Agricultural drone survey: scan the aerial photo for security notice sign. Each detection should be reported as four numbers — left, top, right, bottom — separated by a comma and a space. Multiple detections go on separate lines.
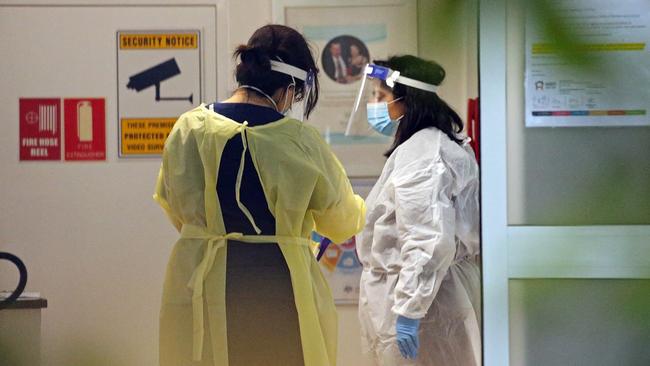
117, 30, 201, 156
121, 118, 176, 155
19, 98, 61, 161
64, 98, 106, 161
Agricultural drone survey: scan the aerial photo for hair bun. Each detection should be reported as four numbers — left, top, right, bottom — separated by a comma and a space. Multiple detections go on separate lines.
238, 45, 271, 71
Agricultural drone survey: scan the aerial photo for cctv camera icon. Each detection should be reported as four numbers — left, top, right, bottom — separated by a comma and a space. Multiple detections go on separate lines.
127, 58, 193, 104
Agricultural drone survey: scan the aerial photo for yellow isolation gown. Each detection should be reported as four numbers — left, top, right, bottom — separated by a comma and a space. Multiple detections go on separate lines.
154, 104, 365, 366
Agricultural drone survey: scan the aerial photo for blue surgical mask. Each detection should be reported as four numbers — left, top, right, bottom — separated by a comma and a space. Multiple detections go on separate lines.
366, 98, 403, 136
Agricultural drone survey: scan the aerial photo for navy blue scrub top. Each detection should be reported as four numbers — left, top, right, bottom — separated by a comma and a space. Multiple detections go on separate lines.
210, 102, 285, 267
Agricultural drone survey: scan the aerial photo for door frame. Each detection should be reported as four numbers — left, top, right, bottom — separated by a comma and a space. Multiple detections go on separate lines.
479, 1, 650, 365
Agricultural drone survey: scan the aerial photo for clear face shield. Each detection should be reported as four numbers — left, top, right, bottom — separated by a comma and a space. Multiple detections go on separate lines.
270, 60, 316, 121
345, 64, 439, 136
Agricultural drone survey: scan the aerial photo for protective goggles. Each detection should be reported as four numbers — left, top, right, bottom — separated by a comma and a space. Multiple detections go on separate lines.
345, 63, 439, 136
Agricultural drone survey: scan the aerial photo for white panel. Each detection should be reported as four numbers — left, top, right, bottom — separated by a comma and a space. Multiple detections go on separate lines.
509, 226, 650, 278
0, 309, 42, 365
510, 279, 650, 366
479, 0, 510, 364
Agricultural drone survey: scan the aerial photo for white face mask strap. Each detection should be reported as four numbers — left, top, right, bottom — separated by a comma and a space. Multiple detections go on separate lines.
281, 81, 296, 114
390, 97, 405, 121
387, 96, 404, 105
239, 85, 279, 111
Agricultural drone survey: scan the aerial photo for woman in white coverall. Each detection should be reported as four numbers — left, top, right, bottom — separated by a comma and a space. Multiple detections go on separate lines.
353, 55, 481, 365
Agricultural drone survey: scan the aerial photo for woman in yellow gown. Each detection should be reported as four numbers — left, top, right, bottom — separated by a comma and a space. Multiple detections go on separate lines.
154, 25, 365, 366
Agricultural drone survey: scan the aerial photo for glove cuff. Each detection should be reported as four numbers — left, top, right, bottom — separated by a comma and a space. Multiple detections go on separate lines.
396, 315, 420, 329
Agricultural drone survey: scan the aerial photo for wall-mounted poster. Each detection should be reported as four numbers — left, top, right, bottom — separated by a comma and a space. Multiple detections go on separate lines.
117, 30, 202, 157
276, 0, 418, 176
314, 178, 376, 304
525, 0, 650, 127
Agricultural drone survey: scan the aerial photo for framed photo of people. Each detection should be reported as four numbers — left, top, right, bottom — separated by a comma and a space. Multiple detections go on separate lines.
274, 0, 418, 177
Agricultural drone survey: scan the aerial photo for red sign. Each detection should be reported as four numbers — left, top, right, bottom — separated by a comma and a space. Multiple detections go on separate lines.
20, 98, 62, 161
467, 97, 480, 164
64, 99, 106, 161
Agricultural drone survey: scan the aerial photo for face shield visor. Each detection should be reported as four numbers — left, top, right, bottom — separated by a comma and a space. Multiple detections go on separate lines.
345, 64, 439, 136
269, 60, 316, 121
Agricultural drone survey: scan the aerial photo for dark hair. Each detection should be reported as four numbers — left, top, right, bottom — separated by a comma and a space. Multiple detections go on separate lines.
377, 55, 464, 157
233, 24, 319, 118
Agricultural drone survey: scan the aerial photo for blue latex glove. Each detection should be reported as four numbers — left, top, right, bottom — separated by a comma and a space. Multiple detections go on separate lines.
396, 315, 420, 360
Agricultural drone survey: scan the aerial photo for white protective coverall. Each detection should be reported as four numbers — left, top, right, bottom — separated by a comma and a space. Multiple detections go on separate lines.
358, 127, 481, 366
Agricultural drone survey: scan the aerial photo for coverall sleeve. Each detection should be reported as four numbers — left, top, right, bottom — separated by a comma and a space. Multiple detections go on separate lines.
391, 158, 457, 319
309, 132, 366, 244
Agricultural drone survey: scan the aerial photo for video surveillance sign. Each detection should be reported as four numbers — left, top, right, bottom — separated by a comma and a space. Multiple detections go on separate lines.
117, 30, 201, 157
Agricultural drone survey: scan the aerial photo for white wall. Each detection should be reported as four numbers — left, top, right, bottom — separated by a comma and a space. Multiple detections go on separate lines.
0, 3, 220, 365
0, 1, 476, 365
418, 0, 478, 123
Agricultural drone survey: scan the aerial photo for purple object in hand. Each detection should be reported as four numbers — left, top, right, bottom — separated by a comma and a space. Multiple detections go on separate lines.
316, 237, 332, 261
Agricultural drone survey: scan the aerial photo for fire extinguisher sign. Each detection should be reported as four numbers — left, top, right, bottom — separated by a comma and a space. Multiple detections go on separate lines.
64, 99, 106, 161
